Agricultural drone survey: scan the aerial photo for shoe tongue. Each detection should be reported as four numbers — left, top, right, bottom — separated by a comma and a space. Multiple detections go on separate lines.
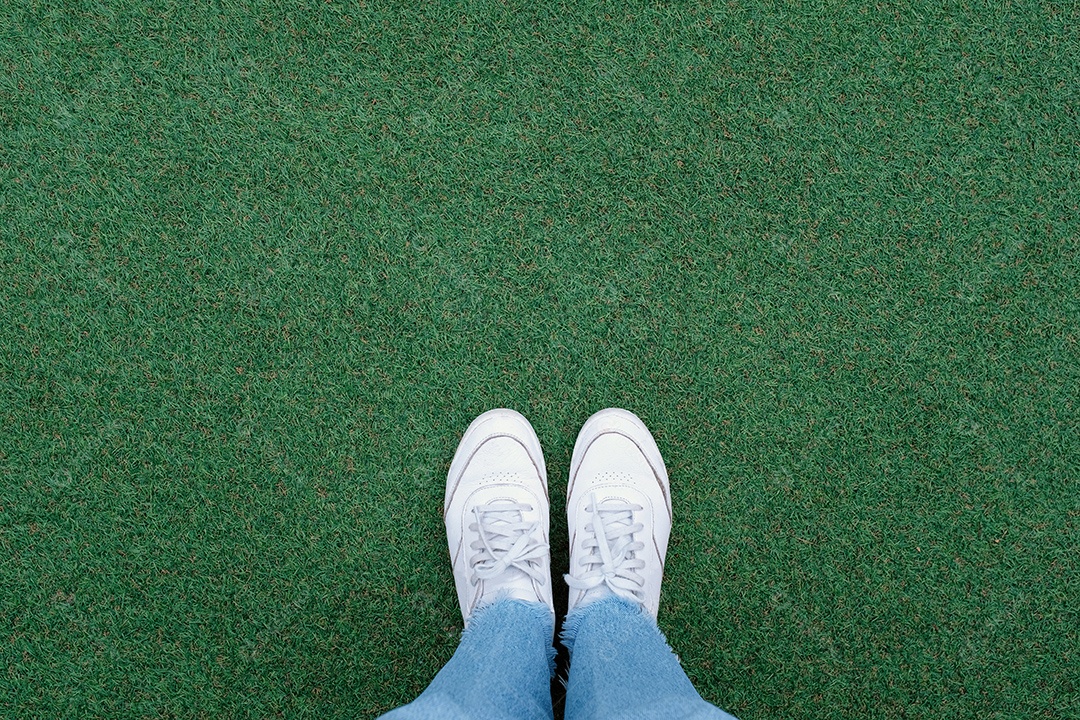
593, 494, 634, 513
482, 497, 523, 519
581, 585, 616, 605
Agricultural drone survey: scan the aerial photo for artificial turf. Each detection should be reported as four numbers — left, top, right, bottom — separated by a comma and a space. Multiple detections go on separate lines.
1, 1, 1078, 718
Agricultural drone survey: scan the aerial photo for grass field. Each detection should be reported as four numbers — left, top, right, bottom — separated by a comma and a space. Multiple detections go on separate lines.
2, 1, 1078, 718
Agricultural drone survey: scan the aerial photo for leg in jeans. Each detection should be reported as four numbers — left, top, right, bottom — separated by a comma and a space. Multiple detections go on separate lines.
562, 596, 738, 720
382, 409, 556, 719
381, 598, 555, 720
563, 409, 740, 720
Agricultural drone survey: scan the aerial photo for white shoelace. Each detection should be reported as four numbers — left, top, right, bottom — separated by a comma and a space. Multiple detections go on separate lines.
564, 491, 646, 603
469, 502, 548, 586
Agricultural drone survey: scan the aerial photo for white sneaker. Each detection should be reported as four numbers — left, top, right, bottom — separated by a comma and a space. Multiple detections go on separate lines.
565, 408, 672, 620
444, 409, 553, 624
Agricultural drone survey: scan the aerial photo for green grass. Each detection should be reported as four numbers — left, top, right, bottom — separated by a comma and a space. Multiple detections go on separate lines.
2, 1, 1078, 718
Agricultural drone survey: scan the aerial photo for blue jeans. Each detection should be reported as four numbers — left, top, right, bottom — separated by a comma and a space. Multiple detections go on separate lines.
380, 596, 739, 720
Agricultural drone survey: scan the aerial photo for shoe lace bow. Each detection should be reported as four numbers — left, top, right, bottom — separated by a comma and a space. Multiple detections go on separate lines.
469, 502, 548, 586
564, 491, 646, 603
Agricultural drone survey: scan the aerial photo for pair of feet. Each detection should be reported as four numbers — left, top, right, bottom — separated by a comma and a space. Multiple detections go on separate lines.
445, 408, 672, 623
